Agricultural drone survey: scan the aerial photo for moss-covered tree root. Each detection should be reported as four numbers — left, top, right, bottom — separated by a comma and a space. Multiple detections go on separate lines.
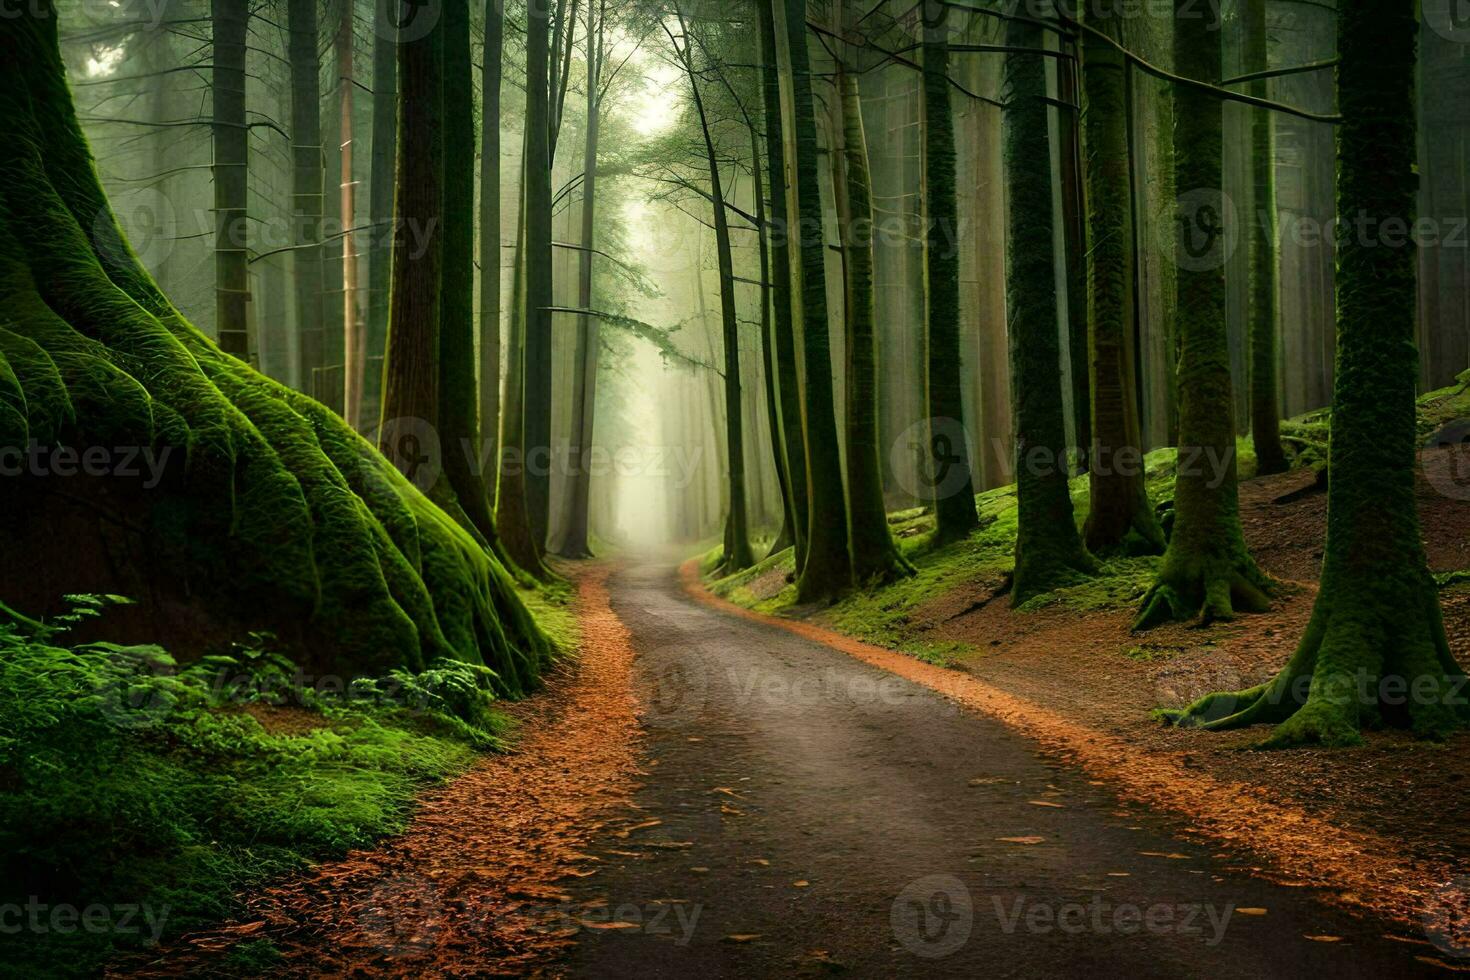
0, 3, 549, 693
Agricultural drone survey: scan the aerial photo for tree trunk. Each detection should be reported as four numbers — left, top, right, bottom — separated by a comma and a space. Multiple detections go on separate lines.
213, 0, 250, 359
757, 0, 809, 571
676, 14, 754, 574
1003, 11, 1097, 606
1056, 40, 1091, 474
0, 0, 546, 689
837, 64, 908, 585
378, 0, 444, 462
1080, 3, 1165, 556
1134, 0, 1272, 629
523, 0, 554, 550
1165, 0, 1466, 747
338, 1, 364, 430
1245, 0, 1287, 474
480, 0, 503, 513
920, 0, 979, 544
559, 2, 603, 560
782, 0, 853, 601
363, 0, 397, 429
287, 0, 324, 391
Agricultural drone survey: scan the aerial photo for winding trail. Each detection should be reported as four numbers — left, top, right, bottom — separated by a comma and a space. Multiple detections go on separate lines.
126, 561, 1456, 977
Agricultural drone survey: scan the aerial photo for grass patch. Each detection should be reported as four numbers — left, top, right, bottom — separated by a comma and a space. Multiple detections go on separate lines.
0, 596, 548, 978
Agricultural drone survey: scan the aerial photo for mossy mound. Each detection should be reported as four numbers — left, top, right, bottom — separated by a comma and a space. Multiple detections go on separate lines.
0, 6, 547, 692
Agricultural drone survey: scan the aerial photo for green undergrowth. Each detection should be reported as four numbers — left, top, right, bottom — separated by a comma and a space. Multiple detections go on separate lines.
703, 424, 1339, 663
0, 596, 532, 979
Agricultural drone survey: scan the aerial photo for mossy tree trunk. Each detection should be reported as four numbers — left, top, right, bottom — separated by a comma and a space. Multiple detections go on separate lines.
1133, 0, 1272, 629
757, 0, 809, 570
523, 0, 555, 550
1245, 0, 1287, 475
672, 9, 754, 574
213, 0, 250, 360
379, 0, 443, 452
337, 2, 363, 431
559, 2, 604, 560
1003, 13, 1097, 605
1056, 44, 1091, 475
0, 1, 547, 691
921, 0, 979, 545
837, 63, 909, 585
439, 0, 501, 550
478, 0, 503, 515
782, 0, 854, 601
1080, 5, 1165, 556
1164, 0, 1467, 746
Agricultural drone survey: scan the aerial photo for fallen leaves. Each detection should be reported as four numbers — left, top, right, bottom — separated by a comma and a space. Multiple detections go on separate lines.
996, 836, 1046, 845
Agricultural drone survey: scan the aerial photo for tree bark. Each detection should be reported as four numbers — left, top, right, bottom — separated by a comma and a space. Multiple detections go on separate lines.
1080, 2, 1165, 556
338, 1, 364, 430
781, 0, 853, 601
921, 0, 980, 544
1134, 0, 1272, 629
363, 0, 398, 429
1165, 0, 1466, 746
480, 0, 503, 514
213, 0, 250, 359
1004, 10, 1097, 606
522, 0, 554, 550
1245, 0, 1287, 474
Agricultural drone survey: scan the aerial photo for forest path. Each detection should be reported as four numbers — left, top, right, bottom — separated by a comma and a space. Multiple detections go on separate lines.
563, 561, 1446, 978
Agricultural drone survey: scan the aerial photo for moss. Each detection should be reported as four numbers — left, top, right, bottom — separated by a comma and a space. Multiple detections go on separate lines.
0, 5, 547, 691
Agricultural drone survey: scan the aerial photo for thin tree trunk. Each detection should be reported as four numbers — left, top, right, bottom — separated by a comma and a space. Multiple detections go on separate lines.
782, 0, 853, 600
523, 0, 554, 550
559, 1, 603, 559
1134, 0, 1272, 629
480, 0, 503, 512
921, 0, 979, 543
213, 0, 250, 359
339, 1, 364, 429
378, 0, 443, 479
1081, 2, 1165, 555
287, 0, 324, 389
1057, 40, 1091, 473
1003, 10, 1097, 606
750, 118, 795, 559
837, 62, 907, 584
364, 0, 397, 429
1246, 0, 1287, 474
757, 0, 808, 571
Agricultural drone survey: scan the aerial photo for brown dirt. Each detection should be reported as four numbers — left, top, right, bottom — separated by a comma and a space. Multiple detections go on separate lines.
114, 563, 647, 978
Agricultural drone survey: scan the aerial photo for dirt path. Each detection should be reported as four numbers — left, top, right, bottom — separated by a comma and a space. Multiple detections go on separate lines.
121, 560, 1459, 977
562, 563, 1453, 978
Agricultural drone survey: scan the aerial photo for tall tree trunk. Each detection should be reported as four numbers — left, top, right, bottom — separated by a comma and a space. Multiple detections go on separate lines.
364, 0, 397, 429
757, 0, 808, 570
287, 0, 324, 390
1080, 2, 1165, 555
1057, 41, 1091, 474
1245, 0, 1287, 474
559, 2, 603, 560
782, 0, 853, 601
1004, 11, 1097, 606
1165, 0, 1466, 747
750, 118, 796, 559
523, 0, 554, 550
338, 1, 364, 429
1134, 0, 1272, 629
837, 63, 908, 585
479, 0, 503, 512
437, 0, 500, 545
378, 0, 444, 472
920, 0, 979, 543
213, 0, 250, 359
675, 12, 754, 573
